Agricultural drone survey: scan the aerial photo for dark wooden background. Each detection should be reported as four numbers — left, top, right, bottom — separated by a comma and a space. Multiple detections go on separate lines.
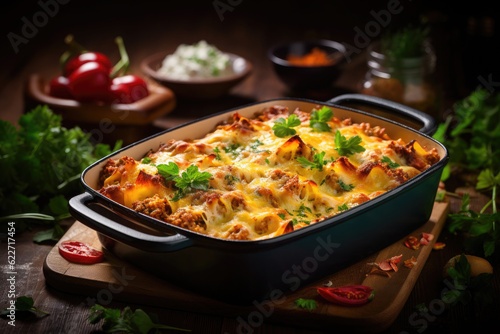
1, 0, 499, 333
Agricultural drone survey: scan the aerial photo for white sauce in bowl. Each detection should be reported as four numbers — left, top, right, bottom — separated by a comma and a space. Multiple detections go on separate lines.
157, 41, 233, 80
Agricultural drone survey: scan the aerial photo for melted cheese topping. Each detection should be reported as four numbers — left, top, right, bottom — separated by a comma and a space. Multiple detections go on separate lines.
98, 105, 440, 241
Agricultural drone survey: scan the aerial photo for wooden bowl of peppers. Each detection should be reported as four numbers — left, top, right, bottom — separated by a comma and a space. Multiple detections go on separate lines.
26, 35, 176, 126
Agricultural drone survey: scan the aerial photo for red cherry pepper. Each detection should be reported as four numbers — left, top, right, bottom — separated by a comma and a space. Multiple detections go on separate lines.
48, 75, 73, 99
106, 36, 149, 104
316, 285, 374, 306
65, 52, 112, 77
67, 61, 111, 102
109, 75, 149, 104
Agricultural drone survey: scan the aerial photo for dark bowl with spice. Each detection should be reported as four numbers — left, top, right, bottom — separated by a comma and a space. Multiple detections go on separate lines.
268, 40, 347, 91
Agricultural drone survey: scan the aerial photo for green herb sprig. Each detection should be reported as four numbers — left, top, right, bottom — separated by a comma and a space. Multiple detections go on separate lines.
272, 114, 301, 138
441, 254, 493, 310
433, 88, 500, 257
297, 151, 332, 171
310, 106, 333, 132
156, 163, 212, 202
1, 296, 49, 316
0, 105, 121, 242
334, 130, 365, 156
381, 156, 400, 169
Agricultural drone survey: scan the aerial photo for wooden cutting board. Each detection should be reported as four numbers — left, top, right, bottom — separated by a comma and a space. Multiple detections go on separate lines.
43, 199, 449, 333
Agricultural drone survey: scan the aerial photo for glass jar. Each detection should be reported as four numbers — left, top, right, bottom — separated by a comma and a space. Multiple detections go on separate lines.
361, 40, 438, 116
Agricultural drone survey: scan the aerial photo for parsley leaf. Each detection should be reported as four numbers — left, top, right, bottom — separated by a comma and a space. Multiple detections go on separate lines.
448, 194, 500, 257
297, 151, 332, 171
338, 179, 355, 191
294, 298, 318, 311
272, 114, 301, 137
171, 165, 212, 201
141, 157, 152, 164
381, 156, 400, 169
476, 169, 500, 190
156, 163, 212, 201
89, 304, 190, 333
156, 162, 180, 181
334, 130, 366, 156
175, 165, 212, 190
1, 296, 49, 316
310, 106, 333, 132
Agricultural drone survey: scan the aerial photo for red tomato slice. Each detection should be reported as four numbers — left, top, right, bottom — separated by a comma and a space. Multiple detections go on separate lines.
58, 240, 104, 264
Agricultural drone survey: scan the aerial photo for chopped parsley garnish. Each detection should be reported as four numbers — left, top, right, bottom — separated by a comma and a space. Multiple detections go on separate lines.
213, 147, 222, 160
225, 174, 240, 185
223, 143, 240, 157
272, 114, 301, 137
381, 156, 400, 169
310, 106, 333, 132
265, 158, 270, 165
250, 139, 270, 154
141, 157, 152, 164
250, 139, 264, 150
338, 179, 355, 191
294, 203, 312, 217
297, 151, 332, 171
291, 218, 310, 226
334, 130, 366, 156
338, 204, 349, 211
278, 213, 286, 220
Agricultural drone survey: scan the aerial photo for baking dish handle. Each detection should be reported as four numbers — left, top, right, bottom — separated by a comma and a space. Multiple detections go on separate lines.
327, 94, 437, 135
69, 193, 193, 252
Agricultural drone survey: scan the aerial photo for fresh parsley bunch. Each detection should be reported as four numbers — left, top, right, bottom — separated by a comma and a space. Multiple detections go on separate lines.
0, 105, 121, 242
380, 24, 430, 59
434, 89, 500, 257
89, 304, 190, 333
441, 254, 493, 310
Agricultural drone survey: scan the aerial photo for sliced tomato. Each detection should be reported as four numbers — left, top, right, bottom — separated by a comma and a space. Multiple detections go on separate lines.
316, 285, 374, 306
58, 240, 104, 264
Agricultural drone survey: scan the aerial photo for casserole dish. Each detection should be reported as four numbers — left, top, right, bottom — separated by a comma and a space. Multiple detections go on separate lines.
69, 94, 448, 304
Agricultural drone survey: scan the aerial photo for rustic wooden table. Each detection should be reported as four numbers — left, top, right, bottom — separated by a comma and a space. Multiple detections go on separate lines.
1, 1, 499, 333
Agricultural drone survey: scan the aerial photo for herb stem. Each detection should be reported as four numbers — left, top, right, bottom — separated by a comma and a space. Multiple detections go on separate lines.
0, 213, 55, 221
492, 185, 497, 214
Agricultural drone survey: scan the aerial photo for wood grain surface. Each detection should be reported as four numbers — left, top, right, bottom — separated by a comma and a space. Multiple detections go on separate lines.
43, 200, 449, 333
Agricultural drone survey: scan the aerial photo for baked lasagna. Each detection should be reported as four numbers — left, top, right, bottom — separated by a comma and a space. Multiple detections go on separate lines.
98, 105, 440, 240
